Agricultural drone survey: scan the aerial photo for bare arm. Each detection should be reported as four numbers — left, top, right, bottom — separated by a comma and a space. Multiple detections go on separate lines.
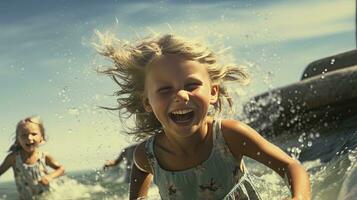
0, 153, 15, 177
40, 152, 65, 185
130, 142, 153, 200
222, 119, 311, 200
103, 151, 125, 170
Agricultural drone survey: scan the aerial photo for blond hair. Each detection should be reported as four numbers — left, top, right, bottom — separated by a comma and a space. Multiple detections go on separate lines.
9, 116, 46, 153
95, 32, 249, 140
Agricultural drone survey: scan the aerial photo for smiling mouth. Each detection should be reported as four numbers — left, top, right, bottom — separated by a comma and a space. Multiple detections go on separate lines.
169, 109, 195, 123
26, 143, 35, 148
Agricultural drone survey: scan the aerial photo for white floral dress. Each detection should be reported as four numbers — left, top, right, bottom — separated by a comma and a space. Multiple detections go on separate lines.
145, 119, 262, 200
13, 151, 49, 200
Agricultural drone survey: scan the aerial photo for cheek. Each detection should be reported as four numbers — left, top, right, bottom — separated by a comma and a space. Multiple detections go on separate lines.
192, 89, 211, 103
148, 92, 169, 107
152, 98, 169, 112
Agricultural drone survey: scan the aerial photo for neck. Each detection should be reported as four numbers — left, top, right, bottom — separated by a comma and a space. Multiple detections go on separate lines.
19, 149, 38, 161
163, 117, 213, 156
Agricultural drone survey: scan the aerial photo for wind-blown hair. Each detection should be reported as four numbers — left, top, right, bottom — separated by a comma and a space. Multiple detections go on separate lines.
94, 31, 250, 140
9, 116, 46, 153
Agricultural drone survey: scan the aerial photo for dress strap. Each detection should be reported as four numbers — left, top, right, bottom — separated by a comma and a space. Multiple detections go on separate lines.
144, 136, 158, 174
38, 151, 48, 174
212, 118, 219, 141
38, 151, 45, 162
212, 118, 225, 147
15, 152, 22, 166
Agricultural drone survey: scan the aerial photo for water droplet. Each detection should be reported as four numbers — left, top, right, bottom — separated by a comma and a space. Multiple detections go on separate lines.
298, 137, 304, 143
307, 141, 312, 147
68, 108, 80, 116
330, 58, 335, 65
257, 152, 261, 156
347, 166, 352, 171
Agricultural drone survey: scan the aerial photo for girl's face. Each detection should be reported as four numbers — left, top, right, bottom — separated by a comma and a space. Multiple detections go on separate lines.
17, 122, 43, 153
144, 55, 218, 138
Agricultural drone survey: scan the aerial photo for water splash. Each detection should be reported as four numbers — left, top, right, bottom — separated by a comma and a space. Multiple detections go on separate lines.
42, 176, 107, 199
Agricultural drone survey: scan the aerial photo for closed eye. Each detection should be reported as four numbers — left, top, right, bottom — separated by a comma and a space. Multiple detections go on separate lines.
185, 82, 201, 91
157, 86, 172, 93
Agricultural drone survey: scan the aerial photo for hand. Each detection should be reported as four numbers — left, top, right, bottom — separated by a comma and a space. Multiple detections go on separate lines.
39, 175, 52, 186
103, 160, 116, 170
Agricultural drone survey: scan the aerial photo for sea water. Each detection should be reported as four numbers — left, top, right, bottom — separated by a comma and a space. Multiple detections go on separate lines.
1, 112, 356, 200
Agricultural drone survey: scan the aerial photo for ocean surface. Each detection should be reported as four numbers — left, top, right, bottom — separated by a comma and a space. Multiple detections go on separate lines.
1, 114, 356, 200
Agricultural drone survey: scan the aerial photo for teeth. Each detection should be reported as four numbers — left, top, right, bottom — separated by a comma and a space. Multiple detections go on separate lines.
171, 109, 193, 115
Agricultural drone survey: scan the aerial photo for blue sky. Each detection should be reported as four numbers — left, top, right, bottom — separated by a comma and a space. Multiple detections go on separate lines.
0, 0, 355, 181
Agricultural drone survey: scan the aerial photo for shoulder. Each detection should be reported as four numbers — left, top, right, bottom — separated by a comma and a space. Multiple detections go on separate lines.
0, 153, 16, 174
42, 151, 64, 169
221, 119, 263, 138
41, 151, 51, 159
125, 144, 137, 155
220, 119, 265, 154
133, 140, 153, 174
0, 153, 16, 169
42, 151, 52, 162
220, 119, 253, 139
4, 152, 16, 165
42, 151, 58, 164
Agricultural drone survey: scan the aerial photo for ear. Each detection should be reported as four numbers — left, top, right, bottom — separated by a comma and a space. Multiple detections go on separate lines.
210, 84, 219, 104
142, 97, 153, 112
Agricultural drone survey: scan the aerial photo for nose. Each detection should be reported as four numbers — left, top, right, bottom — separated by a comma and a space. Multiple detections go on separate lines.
175, 90, 189, 103
27, 134, 33, 141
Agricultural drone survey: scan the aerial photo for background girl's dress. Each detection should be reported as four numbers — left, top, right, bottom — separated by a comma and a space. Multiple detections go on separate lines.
14, 151, 49, 199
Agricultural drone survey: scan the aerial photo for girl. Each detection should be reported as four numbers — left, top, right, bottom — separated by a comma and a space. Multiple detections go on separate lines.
96, 32, 311, 200
103, 144, 138, 183
0, 116, 65, 199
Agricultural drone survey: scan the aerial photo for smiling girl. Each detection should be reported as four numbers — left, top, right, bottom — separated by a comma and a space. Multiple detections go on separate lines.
0, 116, 65, 199
96, 32, 311, 200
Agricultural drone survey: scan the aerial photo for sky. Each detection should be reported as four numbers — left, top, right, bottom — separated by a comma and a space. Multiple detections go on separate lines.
0, 0, 355, 181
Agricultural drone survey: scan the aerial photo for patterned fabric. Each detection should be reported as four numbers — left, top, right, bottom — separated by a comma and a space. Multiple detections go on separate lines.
14, 151, 49, 200
145, 119, 262, 200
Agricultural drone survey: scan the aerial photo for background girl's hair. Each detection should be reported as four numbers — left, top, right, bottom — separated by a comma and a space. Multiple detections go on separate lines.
8, 116, 46, 153
94, 31, 249, 141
